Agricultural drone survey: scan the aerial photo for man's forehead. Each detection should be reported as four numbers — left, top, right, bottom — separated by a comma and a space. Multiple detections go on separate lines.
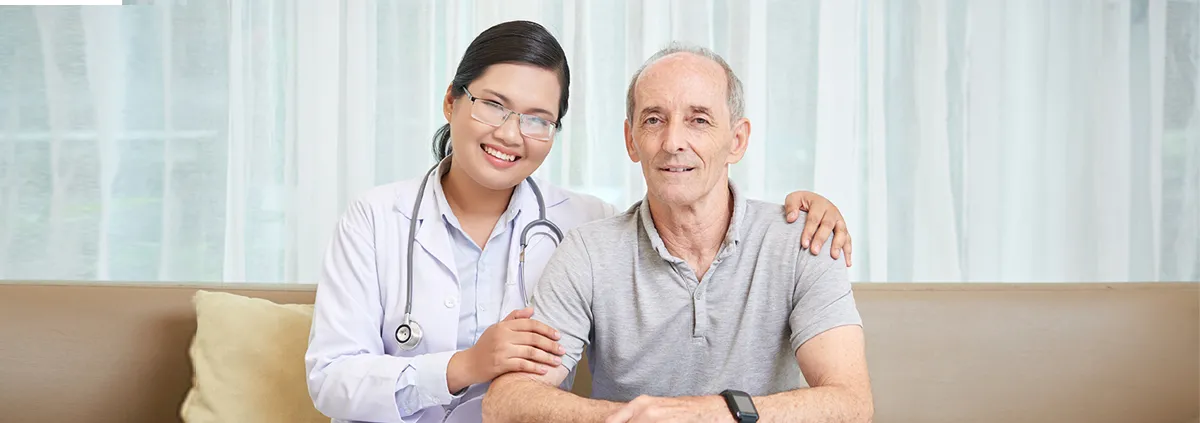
635, 53, 727, 110
638, 52, 725, 84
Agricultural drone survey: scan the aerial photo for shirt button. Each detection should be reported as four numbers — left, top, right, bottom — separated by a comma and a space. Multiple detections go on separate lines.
444, 296, 458, 308
479, 303, 487, 311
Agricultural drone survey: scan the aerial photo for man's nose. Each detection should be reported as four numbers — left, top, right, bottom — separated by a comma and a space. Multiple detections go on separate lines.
661, 120, 688, 153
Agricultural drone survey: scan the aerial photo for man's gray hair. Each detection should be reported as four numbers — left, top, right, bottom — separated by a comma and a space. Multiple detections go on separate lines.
625, 42, 745, 123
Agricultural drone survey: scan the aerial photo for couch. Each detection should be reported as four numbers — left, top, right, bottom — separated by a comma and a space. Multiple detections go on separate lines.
1, 281, 1196, 422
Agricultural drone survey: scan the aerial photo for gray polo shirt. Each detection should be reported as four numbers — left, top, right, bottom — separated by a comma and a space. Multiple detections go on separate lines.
529, 181, 862, 402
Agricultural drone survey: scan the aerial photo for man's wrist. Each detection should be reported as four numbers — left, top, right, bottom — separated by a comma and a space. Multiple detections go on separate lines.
717, 390, 759, 423
702, 395, 738, 423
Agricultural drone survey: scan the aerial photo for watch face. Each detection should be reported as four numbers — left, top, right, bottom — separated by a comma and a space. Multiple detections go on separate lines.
733, 394, 756, 413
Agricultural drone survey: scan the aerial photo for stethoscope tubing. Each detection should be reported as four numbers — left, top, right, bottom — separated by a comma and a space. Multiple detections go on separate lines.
396, 161, 563, 349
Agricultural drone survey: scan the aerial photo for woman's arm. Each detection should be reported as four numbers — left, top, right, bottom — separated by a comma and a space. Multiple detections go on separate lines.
305, 203, 464, 423
580, 187, 852, 266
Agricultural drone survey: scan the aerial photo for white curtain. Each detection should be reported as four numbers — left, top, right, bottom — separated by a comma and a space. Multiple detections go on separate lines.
0, 0, 1196, 283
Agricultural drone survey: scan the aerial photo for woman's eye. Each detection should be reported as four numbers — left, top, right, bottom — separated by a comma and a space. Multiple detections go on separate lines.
484, 100, 506, 111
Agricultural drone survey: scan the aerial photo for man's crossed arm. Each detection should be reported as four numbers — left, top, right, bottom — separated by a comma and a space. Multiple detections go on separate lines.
482, 365, 620, 423
481, 324, 873, 423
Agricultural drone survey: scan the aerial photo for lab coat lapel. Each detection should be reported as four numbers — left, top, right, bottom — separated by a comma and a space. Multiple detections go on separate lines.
502, 181, 539, 311
502, 179, 560, 311
411, 177, 458, 282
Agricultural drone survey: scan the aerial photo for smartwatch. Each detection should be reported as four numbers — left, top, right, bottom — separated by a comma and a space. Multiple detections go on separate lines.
719, 389, 759, 423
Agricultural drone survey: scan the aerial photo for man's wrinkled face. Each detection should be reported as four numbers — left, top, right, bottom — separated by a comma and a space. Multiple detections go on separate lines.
624, 53, 749, 207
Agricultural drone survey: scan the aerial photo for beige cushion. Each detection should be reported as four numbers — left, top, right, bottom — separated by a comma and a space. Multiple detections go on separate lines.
180, 290, 328, 423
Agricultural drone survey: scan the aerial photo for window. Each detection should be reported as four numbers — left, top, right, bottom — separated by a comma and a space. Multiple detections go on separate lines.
1, 1, 1196, 283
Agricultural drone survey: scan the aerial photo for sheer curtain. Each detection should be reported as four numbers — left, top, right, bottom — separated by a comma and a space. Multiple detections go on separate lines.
0, 0, 1196, 283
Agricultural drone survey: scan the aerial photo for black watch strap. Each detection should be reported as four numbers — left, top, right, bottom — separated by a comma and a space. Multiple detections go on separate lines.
720, 389, 759, 423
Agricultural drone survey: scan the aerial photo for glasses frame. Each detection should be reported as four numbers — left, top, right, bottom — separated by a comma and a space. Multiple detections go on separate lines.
462, 86, 559, 141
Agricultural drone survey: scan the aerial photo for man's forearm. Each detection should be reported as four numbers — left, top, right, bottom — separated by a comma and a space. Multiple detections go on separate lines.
754, 385, 873, 423
482, 373, 623, 423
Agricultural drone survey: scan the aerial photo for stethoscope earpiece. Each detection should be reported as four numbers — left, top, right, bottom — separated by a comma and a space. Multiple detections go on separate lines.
396, 162, 563, 350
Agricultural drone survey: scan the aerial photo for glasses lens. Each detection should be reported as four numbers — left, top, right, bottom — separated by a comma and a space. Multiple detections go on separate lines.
472, 100, 509, 126
521, 116, 555, 140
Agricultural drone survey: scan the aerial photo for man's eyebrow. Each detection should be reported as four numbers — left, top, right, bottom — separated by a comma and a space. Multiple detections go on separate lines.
690, 105, 714, 115
638, 106, 665, 119
480, 88, 555, 119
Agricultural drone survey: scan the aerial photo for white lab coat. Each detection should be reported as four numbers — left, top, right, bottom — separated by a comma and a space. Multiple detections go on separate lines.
305, 168, 617, 423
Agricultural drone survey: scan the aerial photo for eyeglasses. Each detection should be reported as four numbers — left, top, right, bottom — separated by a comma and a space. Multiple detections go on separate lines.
462, 87, 558, 141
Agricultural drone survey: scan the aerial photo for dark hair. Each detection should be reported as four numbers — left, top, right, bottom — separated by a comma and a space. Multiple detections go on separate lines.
433, 20, 571, 161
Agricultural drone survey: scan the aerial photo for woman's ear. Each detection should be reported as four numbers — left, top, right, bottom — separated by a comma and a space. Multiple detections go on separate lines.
443, 85, 456, 122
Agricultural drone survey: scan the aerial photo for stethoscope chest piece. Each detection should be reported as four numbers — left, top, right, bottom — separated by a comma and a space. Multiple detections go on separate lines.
395, 318, 423, 351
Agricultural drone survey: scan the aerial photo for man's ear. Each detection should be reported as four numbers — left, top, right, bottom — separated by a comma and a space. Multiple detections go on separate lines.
442, 85, 456, 122
726, 117, 751, 164
624, 119, 640, 163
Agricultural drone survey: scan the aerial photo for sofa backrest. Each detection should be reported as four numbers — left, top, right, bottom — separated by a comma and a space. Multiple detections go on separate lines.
1, 281, 1196, 423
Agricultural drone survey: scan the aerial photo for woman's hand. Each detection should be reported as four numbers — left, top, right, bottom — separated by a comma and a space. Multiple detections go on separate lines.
446, 307, 565, 393
783, 191, 853, 267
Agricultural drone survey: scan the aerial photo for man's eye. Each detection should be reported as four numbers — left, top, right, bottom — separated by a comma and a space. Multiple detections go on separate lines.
645, 117, 662, 125
693, 117, 710, 125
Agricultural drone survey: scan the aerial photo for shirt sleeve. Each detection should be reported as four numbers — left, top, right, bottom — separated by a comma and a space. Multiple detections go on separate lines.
305, 202, 465, 423
788, 231, 863, 353
600, 200, 620, 219
529, 229, 595, 374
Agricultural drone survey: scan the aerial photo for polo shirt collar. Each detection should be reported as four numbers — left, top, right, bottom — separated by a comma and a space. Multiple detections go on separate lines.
638, 179, 746, 264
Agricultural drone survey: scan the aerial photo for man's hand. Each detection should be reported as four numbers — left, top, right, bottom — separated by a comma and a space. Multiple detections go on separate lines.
783, 190, 852, 267
604, 395, 735, 423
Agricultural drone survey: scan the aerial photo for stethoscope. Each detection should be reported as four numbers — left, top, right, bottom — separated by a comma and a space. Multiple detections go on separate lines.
395, 161, 564, 351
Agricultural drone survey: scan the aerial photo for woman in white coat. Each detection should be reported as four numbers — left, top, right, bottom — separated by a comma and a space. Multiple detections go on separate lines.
305, 20, 853, 423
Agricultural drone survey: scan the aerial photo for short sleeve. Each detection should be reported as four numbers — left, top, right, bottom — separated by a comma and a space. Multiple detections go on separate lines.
788, 244, 862, 353
529, 229, 594, 373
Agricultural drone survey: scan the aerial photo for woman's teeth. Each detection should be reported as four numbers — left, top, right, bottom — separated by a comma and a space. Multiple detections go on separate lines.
483, 145, 517, 162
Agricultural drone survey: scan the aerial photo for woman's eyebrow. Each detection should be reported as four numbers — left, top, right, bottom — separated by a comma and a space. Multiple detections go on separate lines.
480, 88, 554, 118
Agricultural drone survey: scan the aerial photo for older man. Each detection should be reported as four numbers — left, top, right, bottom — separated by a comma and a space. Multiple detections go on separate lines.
481, 43, 872, 423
